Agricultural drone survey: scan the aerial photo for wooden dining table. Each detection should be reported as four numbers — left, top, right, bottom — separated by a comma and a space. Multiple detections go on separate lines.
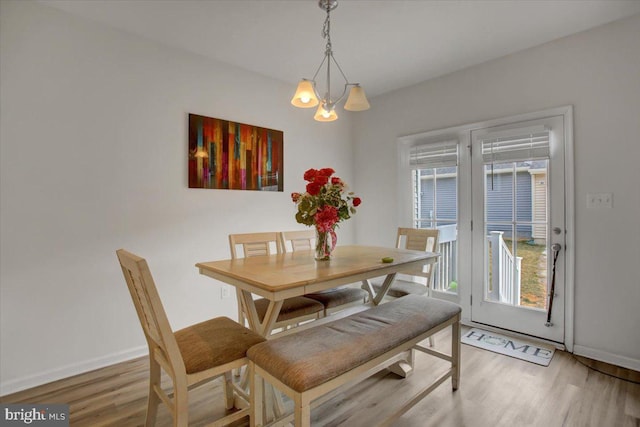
197, 245, 439, 421
196, 245, 439, 338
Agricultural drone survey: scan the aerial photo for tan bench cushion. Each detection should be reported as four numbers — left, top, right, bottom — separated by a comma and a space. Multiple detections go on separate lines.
247, 295, 461, 392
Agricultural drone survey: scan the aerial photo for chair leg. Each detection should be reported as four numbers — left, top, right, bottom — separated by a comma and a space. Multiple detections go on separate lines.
250, 362, 264, 427
452, 319, 461, 391
427, 283, 435, 347
223, 371, 235, 410
145, 357, 161, 427
294, 396, 311, 427
173, 382, 189, 427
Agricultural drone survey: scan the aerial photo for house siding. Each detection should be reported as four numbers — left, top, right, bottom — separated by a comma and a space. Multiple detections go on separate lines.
418, 168, 533, 238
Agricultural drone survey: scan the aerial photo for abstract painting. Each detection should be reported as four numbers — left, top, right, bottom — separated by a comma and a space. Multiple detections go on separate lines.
188, 114, 283, 191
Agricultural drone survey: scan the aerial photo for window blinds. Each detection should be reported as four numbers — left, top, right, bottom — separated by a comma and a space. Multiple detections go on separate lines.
409, 139, 458, 169
481, 125, 550, 163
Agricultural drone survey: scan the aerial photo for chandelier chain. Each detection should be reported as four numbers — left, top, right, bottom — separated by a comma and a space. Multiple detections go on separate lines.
322, 1, 332, 39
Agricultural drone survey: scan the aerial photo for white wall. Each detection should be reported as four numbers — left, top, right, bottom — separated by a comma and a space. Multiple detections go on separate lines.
353, 14, 640, 369
0, 0, 355, 395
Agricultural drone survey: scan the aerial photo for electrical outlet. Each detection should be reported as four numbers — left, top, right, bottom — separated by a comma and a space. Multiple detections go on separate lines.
586, 192, 613, 208
220, 286, 232, 299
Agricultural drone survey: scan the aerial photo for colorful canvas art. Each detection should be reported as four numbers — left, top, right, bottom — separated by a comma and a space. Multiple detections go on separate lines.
188, 114, 284, 191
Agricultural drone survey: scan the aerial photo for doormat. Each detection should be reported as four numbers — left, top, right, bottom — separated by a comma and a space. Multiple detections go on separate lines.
461, 328, 555, 366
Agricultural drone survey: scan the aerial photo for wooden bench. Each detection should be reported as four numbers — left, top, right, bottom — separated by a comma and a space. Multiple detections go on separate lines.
247, 294, 462, 427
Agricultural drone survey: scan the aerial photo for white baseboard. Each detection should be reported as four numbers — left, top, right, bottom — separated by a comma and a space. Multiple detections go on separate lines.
0, 345, 147, 397
573, 345, 640, 372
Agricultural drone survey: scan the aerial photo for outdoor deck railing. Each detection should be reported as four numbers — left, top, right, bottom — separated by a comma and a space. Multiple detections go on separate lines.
416, 225, 522, 302
487, 231, 522, 305
433, 224, 457, 292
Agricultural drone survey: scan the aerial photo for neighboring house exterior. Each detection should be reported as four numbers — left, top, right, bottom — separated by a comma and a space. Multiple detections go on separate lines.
417, 161, 548, 242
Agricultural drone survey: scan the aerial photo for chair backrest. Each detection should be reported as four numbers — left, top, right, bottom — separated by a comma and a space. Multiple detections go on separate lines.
116, 249, 183, 370
229, 232, 283, 259
397, 227, 439, 252
396, 228, 440, 277
280, 229, 315, 253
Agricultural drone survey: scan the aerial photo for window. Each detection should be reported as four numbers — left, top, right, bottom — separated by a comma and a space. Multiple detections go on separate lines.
407, 139, 459, 293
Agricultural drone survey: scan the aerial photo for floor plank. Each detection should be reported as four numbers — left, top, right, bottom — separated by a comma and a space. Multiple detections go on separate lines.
2, 328, 639, 426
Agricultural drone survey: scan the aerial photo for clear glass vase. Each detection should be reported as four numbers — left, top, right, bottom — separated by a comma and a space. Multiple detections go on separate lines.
315, 228, 336, 261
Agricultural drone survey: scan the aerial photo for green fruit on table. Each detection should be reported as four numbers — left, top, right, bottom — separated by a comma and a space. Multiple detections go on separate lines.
381, 257, 394, 263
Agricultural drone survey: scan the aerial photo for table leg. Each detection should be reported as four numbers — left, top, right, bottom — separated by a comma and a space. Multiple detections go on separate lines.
362, 273, 397, 305
387, 349, 415, 378
240, 290, 283, 337
239, 291, 287, 422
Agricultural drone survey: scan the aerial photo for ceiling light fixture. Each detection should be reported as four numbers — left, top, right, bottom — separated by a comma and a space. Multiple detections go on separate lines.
291, 0, 370, 122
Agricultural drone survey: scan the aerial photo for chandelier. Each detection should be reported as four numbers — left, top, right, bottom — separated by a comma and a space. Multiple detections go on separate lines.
290, 0, 370, 122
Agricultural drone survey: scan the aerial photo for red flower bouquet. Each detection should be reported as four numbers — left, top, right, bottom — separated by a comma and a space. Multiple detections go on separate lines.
292, 168, 361, 260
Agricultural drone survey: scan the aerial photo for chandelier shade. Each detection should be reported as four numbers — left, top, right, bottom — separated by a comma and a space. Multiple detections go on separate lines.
313, 104, 338, 122
291, 0, 370, 122
344, 85, 370, 111
291, 79, 319, 108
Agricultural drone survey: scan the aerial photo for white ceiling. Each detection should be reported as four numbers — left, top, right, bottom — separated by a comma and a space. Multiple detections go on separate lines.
41, 0, 640, 97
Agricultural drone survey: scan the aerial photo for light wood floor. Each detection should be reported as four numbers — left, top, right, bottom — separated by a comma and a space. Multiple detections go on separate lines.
2, 327, 639, 427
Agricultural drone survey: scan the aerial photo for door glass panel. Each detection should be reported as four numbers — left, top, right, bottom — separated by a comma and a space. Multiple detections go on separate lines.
413, 166, 458, 293
483, 160, 549, 310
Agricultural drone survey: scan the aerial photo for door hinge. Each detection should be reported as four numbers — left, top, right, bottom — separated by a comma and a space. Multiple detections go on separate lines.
470, 295, 473, 305
470, 220, 473, 231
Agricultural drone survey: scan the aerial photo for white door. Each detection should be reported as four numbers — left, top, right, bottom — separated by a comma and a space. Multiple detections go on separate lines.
470, 116, 566, 343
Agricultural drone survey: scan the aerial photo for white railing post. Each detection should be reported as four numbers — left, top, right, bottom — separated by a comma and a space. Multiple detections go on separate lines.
436, 224, 457, 292
514, 256, 522, 306
489, 231, 502, 301
488, 231, 523, 305
500, 237, 511, 304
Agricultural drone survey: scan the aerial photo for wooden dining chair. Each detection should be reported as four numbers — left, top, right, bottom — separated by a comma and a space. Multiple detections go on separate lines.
116, 249, 265, 427
280, 230, 367, 316
368, 227, 440, 298
229, 232, 324, 330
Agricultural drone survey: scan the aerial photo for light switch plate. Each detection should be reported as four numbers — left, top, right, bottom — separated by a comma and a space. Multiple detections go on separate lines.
586, 192, 613, 208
